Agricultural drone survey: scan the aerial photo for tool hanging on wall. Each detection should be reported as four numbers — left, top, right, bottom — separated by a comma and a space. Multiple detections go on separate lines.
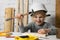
5, 14, 50, 21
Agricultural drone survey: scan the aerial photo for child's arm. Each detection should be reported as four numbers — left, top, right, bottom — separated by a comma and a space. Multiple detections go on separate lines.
18, 22, 32, 33
37, 24, 56, 35
48, 26, 56, 35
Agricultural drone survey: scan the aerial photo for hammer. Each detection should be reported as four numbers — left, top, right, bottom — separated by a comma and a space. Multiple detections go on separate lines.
5, 13, 28, 21
5, 14, 50, 21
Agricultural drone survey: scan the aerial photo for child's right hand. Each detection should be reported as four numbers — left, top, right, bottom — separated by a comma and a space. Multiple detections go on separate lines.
15, 14, 24, 19
37, 29, 50, 34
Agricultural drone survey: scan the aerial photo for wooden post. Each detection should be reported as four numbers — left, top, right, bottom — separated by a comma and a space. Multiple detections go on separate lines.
4, 8, 15, 32
23, 0, 29, 26
56, 0, 60, 38
15, 0, 23, 32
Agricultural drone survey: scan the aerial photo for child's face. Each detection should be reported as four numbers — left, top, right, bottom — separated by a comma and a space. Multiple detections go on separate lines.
32, 12, 46, 25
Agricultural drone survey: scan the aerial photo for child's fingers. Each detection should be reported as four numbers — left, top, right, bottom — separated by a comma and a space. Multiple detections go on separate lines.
15, 14, 24, 19
44, 29, 51, 33
37, 29, 47, 34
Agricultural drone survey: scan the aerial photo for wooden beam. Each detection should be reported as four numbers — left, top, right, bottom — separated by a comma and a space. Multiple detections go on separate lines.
15, 0, 24, 32
23, 0, 29, 26
4, 8, 15, 32
16, 0, 29, 32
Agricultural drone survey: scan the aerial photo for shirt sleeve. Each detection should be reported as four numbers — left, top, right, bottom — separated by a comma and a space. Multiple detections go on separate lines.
48, 24, 56, 35
18, 23, 32, 33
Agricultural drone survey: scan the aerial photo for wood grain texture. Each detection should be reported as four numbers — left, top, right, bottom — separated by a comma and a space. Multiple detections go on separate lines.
23, 0, 29, 26
4, 8, 14, 32
56, 0, 60, 38
56, 0, 60, 28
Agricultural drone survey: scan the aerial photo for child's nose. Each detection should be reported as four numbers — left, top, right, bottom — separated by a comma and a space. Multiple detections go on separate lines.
37, 18, 40, 21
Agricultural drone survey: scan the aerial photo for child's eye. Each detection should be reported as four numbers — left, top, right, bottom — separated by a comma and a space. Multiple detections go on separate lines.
35, 17, 43, 18
34, 16, 37, 18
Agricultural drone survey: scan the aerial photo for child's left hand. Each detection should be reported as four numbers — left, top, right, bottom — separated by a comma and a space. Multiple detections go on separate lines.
37, 29, 50, 34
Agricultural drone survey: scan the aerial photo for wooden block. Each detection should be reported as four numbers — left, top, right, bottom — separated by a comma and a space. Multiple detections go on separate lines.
4, 8, 15, 32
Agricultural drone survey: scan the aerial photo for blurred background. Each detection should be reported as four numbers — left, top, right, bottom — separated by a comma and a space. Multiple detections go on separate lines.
0, 0, 56, 32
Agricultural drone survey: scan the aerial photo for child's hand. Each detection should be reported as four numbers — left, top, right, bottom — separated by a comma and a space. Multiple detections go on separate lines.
15, 14, 24, 19
37, 29, 50, 34
38, 29, 46, 34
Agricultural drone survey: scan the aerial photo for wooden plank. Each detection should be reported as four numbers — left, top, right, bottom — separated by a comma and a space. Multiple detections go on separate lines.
19, 0, 24, 26
4, 8, 14, 32
15, 0, 24, 32
23, 0, 29, 26
11, 8, 15, 32
15, 0, 20, 32
16, 0, 29, 32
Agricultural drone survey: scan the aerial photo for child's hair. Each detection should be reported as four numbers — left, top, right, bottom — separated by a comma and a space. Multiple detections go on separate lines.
31, 10, 46, 17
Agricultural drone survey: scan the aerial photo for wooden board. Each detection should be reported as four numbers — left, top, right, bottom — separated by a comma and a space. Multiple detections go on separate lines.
23, 0, 29, 26
4, 8, 15, 32
15, 0, 29, 32
15, 0, 24, 32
